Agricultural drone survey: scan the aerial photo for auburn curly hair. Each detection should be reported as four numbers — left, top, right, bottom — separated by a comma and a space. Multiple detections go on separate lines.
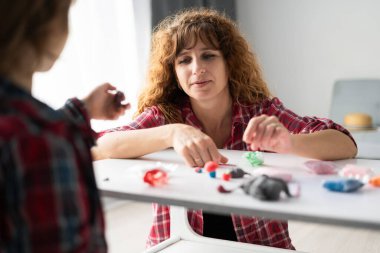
0, 0, 71, 75
136, 8, 271, 123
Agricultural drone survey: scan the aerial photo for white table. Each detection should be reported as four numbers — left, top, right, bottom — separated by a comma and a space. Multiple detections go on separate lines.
94, 149, 380, 252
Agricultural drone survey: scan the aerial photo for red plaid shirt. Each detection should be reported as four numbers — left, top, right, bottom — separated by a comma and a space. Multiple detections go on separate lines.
101, 97, 353, 250
0, 77, 107, 253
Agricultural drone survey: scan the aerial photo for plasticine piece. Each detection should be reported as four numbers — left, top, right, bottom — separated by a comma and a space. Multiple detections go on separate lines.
261, 171, 293, 183
218, 175, 294, 201
194, 167, 203, 173
230, 168, 251, 178
369, 176, 380, 187
304, 160, 337, 175
204, 161, 218, 172
338, 164, 375, 181
143, 168, 168, 186
241, 175, 292, 201
323, 179, 364, 193
217, 185, 231, 193
209, 171, 216, 178
244, 151, 264, 167
222, 173, 231, 181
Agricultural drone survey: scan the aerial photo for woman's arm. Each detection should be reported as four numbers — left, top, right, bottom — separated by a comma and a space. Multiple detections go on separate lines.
290, 129, 357, 160
92, 123, 228, 166
92, 125, 174, 160
243, 115, 357, 160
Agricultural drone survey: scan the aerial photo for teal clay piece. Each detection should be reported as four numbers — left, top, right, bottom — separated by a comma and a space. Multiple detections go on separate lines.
244, 151, 264, 167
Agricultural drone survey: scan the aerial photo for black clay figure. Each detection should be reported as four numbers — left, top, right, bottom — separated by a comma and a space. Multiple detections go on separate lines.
218, 175, 293, 201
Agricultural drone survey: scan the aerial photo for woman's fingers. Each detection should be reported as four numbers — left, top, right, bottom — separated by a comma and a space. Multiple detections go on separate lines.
261, 123, 278, 148
185, 137, 227, 167
243, 115, 267, 143
180, 147, 199, 167
173, 125, 229, 167
245, 115, 286, 151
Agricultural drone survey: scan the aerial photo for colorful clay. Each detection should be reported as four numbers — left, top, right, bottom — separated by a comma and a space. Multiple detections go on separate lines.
143, 168, 168, 186
304, 160, 337, 175
323, 179, 364, 192
194, 167, 203, 173
222, 173, 232, 181
369, 176, 380, 187
244, 151, 264, 167
230, 168, 251, 178
338, 164, 375, 181
218, 175, 294, 201
209, 171, 216, 178
204, 161, 218, 172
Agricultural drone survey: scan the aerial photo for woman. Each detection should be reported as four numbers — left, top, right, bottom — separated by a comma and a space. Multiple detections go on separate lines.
0, 1, 128, 252
95, 8, 357, 249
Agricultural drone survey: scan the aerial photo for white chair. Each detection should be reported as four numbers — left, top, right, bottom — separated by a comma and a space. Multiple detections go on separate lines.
329, 79, 380, 159
329, 79, 380, 127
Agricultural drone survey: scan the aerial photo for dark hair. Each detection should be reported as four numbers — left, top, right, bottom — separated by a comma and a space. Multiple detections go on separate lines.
137, 8, 270, 123
0, 0, 71, 74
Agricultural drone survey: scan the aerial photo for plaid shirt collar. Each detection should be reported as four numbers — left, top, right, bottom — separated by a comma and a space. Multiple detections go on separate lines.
180, 97, 261, 130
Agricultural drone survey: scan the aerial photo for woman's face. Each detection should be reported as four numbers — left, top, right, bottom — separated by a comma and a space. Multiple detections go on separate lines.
174, 38, 229, 103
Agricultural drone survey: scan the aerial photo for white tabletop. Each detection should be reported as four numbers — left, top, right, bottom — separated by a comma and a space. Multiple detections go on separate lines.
94, 149, 380, 230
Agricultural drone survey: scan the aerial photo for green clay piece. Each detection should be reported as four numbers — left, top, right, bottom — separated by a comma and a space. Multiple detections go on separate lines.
244, 151, 264, 167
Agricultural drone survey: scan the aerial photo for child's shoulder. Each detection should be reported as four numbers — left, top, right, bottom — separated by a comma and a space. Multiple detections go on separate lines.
0, 115, 29, 141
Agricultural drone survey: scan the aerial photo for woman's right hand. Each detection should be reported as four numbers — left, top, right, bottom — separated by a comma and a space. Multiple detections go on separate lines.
170, 124, 228, 167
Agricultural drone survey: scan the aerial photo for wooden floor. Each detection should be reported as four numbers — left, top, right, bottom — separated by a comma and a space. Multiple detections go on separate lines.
104, 199, 380, 253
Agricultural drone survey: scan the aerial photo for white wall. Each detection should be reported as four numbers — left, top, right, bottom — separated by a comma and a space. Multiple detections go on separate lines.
33, 0, 151, 131
237, 0, 380, 117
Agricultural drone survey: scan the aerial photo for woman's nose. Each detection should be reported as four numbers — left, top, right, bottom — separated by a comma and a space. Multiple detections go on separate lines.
192, 60, 206, 75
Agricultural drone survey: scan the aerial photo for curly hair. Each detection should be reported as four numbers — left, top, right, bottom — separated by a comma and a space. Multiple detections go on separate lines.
0, 0, 71, 75
137, 8, 271, 123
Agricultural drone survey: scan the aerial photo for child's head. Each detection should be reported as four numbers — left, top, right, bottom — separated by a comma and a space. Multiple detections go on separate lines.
138, 8, 270, 122
0, 0, 72, 75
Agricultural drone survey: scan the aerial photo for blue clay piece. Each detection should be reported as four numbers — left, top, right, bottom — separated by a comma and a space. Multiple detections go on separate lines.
209, 171, 216, 178
323, 179, 364, 193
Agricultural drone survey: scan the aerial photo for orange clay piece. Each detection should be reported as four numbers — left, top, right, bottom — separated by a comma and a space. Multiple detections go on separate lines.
369, 176, 380, 187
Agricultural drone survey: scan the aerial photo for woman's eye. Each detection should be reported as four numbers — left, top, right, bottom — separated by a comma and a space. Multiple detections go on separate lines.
178, 57, 191, 64
203, 54, 215, 60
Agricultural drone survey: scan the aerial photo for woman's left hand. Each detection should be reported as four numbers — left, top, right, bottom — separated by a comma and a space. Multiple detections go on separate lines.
82, 83, 130, 120
243, 115, 293, 154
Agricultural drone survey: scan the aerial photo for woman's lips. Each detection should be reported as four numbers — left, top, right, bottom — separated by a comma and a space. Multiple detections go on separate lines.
191, 80, 211, 87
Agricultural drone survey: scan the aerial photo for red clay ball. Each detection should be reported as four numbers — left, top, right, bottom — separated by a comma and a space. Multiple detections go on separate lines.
204, 161, 218, 172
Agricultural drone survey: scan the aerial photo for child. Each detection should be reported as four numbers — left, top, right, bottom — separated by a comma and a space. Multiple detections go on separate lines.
0, 1, 128, 252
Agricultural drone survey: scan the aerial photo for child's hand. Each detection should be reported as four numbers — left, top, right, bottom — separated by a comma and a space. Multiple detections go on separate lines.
82, 83, 130, 120
243, 115, 293, 154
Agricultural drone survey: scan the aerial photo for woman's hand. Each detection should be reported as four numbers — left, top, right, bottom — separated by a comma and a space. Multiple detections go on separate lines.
243, 115, 293, 154
82, 83, 130, 120
171, 124, 228, 167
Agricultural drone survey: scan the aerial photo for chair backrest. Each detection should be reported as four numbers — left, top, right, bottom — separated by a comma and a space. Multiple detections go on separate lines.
330, 79, 380, 127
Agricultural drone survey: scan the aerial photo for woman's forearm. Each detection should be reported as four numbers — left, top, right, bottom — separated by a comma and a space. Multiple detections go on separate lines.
290, 129, 357, 160
92, 125, 176, 160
